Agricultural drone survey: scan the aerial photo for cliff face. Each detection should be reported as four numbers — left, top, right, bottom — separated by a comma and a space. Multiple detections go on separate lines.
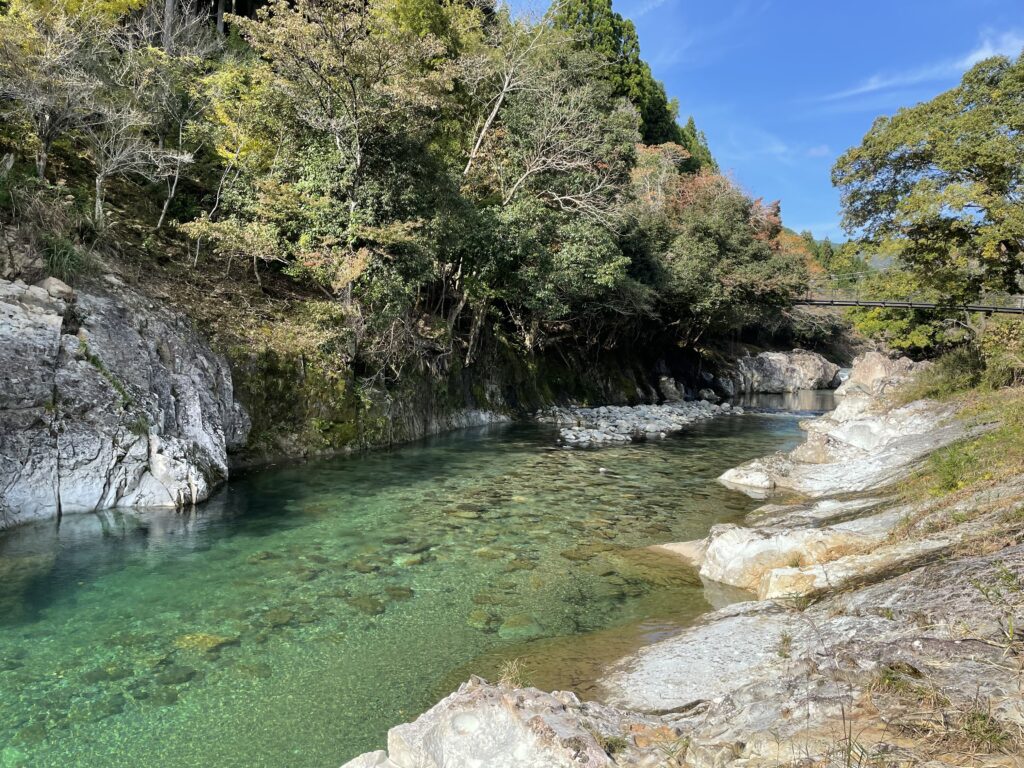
0, 276, 249, 529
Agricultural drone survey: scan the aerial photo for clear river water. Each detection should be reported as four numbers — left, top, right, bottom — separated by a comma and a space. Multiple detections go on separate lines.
0, 408, 815, 768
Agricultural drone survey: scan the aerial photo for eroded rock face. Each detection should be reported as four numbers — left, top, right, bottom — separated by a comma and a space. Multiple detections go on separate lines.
719, 394, 966, 499
341, 677, 673, 768
601, 546, 1024, 768
732, 349, 840, 393
0, 277, 249, 528
835, 350, 923, 398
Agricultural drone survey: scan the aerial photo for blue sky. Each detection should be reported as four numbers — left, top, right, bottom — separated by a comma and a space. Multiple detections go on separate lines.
605, 0, 1024, 241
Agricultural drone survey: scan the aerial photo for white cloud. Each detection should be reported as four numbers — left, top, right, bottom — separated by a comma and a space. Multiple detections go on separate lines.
628, 0, 673, 18
821, 29, 1024, 102
806, 144, 831, 158
958, 30, 1024, 67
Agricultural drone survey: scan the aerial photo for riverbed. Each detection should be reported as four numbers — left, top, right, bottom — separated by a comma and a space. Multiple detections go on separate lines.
0, 412, 811, 768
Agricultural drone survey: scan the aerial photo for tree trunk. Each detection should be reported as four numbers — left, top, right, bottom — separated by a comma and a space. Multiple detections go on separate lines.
35, 145, 48, 180
157, 167, 179, 229
94, 176, 105, 228
216, 0, 225, 35
162, 0, 176, 52
464, 74, 511, 177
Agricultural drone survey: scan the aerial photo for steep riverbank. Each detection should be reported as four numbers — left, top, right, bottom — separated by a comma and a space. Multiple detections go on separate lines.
0, 256, 845, 527
344, 353, 1024, 768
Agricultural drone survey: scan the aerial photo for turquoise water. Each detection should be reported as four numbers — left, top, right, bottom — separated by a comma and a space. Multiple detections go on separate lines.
0, 415, 804, 768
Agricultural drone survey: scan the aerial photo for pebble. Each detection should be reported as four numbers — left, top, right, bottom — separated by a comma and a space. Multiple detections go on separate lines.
537, 400, 743, 448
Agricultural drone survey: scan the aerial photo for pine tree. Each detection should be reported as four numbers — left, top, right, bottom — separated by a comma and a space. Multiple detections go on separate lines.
552, 0, 679, 145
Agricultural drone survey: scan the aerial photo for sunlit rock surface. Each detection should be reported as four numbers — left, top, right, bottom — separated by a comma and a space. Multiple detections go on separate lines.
732, 349, 840, 393
0, 276, 249, 527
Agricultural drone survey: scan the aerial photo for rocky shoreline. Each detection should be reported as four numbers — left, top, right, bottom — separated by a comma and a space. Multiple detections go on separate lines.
538, 401, 743, 448
342, 352, 1024, 768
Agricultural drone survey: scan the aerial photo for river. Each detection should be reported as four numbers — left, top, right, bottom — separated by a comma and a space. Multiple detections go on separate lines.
0, 406, 819, 767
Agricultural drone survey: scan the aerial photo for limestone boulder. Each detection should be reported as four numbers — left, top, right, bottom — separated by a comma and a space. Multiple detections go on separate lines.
732, 349, 840, 393
835, 350, 923, 398
0, 277, 250, 528
341, 677, 672, 768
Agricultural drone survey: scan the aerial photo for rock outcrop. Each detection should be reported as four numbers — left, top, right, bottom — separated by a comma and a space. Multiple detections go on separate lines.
341, 677, 676, 768
836, 349, 924, 398
0, 276, 249, 528
732, 349, 841, 393
718, 388, 966, 499
601, 545, 1024, 767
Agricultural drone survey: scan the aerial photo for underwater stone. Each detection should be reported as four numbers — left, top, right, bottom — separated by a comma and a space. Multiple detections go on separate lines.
466, 609, 497, 631
497, 614, 544, 641
154, 665, 197, 686
174, 633, 240, 654
263, 608, 296, 627
384, 586, 414, 601
346, 596, 386, 616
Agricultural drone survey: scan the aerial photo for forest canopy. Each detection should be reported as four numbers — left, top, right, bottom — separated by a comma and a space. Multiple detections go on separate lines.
0, 0, 807, 382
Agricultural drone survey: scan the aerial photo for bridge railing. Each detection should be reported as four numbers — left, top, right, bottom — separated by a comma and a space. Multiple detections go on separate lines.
800, 277, 1024, 312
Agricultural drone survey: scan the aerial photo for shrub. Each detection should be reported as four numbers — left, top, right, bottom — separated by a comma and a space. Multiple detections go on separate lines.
900, 345, 984, 402
979, 317, 1024, 388
928, 442, 979, 494
40, 233, 90, 282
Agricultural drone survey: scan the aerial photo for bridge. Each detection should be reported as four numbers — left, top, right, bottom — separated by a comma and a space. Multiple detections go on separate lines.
796, 277, 1024, 315
795, 297, 1024, 315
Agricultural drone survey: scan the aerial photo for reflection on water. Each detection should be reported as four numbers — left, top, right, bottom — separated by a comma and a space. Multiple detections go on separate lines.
732, 388, 837, 415
0, 417, 804, 768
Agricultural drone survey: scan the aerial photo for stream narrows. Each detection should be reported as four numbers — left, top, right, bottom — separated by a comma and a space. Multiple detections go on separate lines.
0, 413, 810, 767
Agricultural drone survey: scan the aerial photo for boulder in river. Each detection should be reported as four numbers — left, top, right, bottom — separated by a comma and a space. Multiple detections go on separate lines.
732, 349, 840, 393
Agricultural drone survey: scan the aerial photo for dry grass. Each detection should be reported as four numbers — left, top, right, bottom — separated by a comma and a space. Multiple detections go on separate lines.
497, 657, 529, 689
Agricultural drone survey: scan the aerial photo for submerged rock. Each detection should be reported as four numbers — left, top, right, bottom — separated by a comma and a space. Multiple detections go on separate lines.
173, 633, 240, 654
0, 277, 250, 528
496, 613, 544, 641
346, 596, 386, 616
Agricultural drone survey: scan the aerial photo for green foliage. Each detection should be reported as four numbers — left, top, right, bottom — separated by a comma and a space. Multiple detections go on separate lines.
929, 441, 980, 493
40, 233, 89, 282
657, 174, 807, 337
900, 345, 984, 402
978, 317, 1024, 388
551, 0, 713, 158
833, 52, 1024, 299
847, 269, 964, 357
0, 0, 804, 397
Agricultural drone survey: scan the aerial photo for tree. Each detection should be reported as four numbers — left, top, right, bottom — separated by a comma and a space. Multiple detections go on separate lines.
0, 3, 101, 178
478, 44, 639, 221
551, 0, 700, 150
459, 6, 548, 177
231, 0, 452, 232
658, 172, 807, 340
833, 52, 1024, 299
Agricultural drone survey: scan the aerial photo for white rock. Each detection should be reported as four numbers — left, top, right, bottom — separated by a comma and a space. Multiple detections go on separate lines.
34, 276, 73, 300
733, 349, 840, 393
0, 277, 250, 528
